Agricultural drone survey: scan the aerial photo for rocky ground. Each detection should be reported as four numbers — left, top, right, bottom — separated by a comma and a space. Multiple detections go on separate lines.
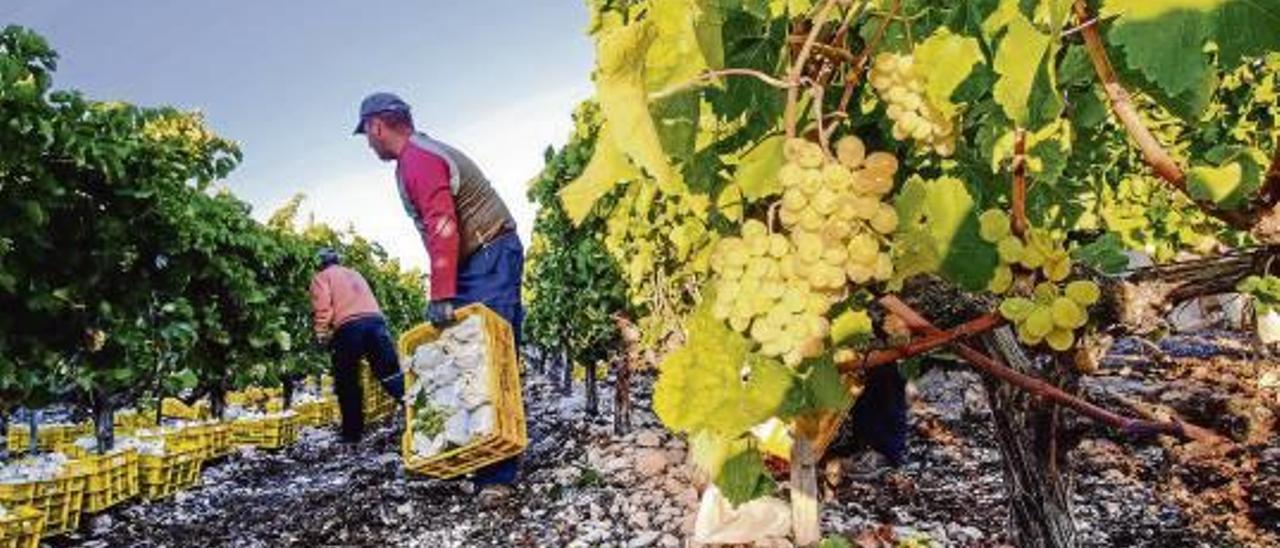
49, 331, 1278, 547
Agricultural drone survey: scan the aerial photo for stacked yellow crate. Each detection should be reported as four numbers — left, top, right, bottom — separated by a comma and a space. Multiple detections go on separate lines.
6, 424, 91, 456
229, 414, 298, 450
0, 468, 86, 537
136, 437, 203, 501
0, 506, 44, 548
359, 364, 397, 425
68, 449, 139, 513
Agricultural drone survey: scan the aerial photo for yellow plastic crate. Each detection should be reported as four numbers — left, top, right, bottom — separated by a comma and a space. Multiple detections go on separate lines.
225, 391, 248, 407
360, 364, 397, 424
69, 449, 139, 513
6, 424, 91, 455
0, 506, 44, 548
206, 424, 232, 459
113, 411, 156, 431
229, 415, 298, 450
399, 304, 526, 479
0, 470, 86, 537
137, 439, 203, 501
160, 398, 208, 421
293, 401, 326, 427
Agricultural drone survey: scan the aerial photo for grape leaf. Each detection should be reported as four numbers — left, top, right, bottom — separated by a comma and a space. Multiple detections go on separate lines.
1101, 0, 1280, 118
688, 430, 753, 478
781, 356, 850, 417
652, 93, 700, 164
829, 308, 872, 346
708, 12, 785, 129
732, 135, 785, 200
558, 123, 641, 225
595, 19, 682, 191
913, 28, 985, 118
1072, 233, 1130, 275
893, 176, 999, 291
646, 0, 725, 91
715, 445, 776, 506
986, 8, 1057, 126
1185, 148, 1267, 210
653, 299, 796, 436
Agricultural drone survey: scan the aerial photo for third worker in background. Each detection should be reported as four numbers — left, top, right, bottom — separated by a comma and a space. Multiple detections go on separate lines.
354, 92, 524, 501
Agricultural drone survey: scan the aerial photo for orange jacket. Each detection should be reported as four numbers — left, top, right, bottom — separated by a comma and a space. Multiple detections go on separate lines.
309, 265, 382, 337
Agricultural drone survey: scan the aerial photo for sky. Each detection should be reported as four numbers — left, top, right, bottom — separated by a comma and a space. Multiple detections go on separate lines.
1, 1, 596, 270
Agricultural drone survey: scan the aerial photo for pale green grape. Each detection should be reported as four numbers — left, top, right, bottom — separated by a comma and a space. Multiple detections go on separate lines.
979, 210, 1011, 243
1065, 280, 1100, 306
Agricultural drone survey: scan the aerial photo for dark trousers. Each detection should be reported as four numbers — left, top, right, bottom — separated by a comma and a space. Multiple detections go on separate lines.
331, 315, 405, 443
849, 365, 908, 465
454, 232, 524, 485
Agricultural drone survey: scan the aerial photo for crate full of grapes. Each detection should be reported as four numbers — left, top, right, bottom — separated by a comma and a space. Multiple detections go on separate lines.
399, 304, 525, 479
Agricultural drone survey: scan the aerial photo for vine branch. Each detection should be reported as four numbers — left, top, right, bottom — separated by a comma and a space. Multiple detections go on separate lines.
837, 312, 1006, 373
1012, 128, 1029, 237
878, 295, 1226, 445
1072, 0, 1255, 231
785, 0, 838, 138
835, 0, 900, 120
648, 68, 796, 101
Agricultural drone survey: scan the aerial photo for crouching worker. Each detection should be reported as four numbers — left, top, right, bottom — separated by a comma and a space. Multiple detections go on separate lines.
310, 248, 405, 443
354, 92, 524, 501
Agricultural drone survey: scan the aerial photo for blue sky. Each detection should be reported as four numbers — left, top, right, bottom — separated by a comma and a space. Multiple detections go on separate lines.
1, 1, 595, 270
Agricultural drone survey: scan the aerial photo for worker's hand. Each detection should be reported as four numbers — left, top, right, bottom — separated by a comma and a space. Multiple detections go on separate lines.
425, 299, 457, 328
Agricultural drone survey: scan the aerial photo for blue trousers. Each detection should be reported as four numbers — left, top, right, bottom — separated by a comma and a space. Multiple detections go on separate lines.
848, 365, 908, 465
454, 232, 524, 485
331, 315, 405, 443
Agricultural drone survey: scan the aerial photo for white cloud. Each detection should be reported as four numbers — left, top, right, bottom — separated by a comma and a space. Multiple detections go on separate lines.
274, 84, 590, 272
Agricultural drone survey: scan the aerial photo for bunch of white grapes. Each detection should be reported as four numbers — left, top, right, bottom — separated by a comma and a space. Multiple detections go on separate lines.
779, 135, 898, 286
999, 280, 1100, 350
978, 209, 1102, 351
711, 136, 900, 366
979, 209, 1073, 294
869, 53, 957, 157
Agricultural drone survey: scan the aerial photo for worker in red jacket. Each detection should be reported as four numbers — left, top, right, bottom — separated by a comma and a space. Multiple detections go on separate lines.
354, 92, 523, 499
309, 248, 404, 444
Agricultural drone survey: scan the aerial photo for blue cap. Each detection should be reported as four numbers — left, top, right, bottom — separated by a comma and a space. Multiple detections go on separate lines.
353, 92, 411, 134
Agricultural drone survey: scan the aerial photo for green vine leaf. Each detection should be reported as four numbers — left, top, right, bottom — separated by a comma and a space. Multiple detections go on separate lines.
558, 124, 641, 225
653, 300, 796, 436
732, 135, 786, 201
894, 176, 998, 291
913, 28, 985, 119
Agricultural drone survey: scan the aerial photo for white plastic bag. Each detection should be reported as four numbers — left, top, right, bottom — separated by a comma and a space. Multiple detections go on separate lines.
692, 485, 792, 545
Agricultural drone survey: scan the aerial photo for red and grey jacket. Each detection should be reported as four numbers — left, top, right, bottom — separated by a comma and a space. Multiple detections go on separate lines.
395, 133, 516, 300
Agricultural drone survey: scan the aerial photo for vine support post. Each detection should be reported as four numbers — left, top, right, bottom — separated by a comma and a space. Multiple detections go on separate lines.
613, 353, 632, 435
791, 417, 822, 547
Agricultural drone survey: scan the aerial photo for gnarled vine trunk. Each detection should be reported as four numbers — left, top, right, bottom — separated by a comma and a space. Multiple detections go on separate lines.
210, 382, 227, 421
613, 354, 632, 435
984, 327, 1077, 548
92, 390, 115, 455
